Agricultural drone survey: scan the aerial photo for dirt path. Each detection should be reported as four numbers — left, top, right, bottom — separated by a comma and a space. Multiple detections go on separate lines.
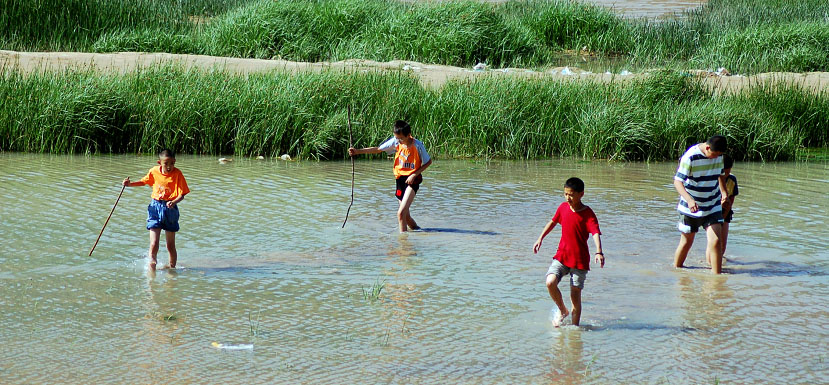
2, 50, 827, 93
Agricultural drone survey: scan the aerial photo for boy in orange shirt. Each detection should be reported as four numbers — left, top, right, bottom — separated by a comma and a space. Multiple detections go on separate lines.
123, 149, 190, 269
349, 120, 432, 233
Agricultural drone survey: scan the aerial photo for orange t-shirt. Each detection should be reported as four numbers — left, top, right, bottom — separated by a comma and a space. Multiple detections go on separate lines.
140, 166, 190, 201
378, 137, 431, 178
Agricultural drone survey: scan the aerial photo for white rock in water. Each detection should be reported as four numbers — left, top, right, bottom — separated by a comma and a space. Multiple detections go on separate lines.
218, 158, 233, 164
473, 62, 487, 71
256, 156, 265, 160
279, 154, 292, 161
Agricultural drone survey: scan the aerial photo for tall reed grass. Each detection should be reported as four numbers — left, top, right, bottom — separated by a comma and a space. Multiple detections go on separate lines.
1, 66, 825, 160
0, 0, 252, 51
2, 0, 828, 73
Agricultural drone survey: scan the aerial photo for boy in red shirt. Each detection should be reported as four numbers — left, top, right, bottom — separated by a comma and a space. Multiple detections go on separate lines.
533, 177, 604, 327
123, 149, 190, 270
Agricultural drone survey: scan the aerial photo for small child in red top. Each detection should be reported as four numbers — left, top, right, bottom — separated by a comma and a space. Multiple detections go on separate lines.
123, 149, 190, 270
533, 177, 604, 327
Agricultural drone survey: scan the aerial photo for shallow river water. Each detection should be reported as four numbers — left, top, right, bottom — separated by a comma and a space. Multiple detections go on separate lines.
1, 154, 827, 384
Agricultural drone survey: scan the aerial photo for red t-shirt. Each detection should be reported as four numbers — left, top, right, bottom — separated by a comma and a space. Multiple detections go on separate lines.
551, 202, 601, 270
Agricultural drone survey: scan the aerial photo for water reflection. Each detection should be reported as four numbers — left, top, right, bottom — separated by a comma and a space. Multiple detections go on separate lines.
546, 328, 587, 384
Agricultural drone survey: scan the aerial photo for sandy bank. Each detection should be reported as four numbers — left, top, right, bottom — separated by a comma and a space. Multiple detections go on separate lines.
2, 50, 827, 93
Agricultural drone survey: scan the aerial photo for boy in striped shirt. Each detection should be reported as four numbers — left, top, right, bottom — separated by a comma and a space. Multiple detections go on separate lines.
672, 136, 729, 274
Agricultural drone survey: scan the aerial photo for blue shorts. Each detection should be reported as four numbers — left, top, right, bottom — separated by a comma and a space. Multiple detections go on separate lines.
147, 200, 180, 232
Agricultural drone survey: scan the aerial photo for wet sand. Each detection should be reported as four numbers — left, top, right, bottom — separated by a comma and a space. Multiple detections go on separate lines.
2, 50, 828, 93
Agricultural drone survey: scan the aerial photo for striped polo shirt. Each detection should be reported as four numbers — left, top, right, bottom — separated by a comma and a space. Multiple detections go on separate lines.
674, 144, 724, 217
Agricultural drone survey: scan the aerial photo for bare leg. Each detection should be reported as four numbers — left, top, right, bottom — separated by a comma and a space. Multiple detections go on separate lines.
545, 274, 569, 319
570, 286, 583, 326
706, 223, 723, 274
165, 230, 177, 268
673, 232, 696, 268
397, 187, 417, 233
721, 222, 730, 256
148, 228, 161, 270
406, 211, 420, 230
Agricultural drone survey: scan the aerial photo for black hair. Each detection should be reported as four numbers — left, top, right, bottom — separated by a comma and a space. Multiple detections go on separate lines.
393, 120, 411, 136
564, 177, 585, 193
707, 135, 727, 153
158, 148, 176, 159
723, 153, 734, 169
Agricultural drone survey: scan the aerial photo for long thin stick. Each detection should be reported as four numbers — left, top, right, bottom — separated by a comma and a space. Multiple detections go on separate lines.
89, 184, 126, 256
342, 104, 355, 228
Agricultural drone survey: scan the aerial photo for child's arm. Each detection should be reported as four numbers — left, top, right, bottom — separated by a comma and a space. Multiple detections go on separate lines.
166, 194, 186, 208
673, 179, 698, 212
349, 147, 384, 156
533, 220, 557, 254
592, 233, 604, 268
718, 174, 729, 204
722, 195, 736, 216
122, 177, 145, 187
406, 159, 432, 184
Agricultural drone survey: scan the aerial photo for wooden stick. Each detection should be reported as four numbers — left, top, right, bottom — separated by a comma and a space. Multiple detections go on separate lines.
89, 184, 126, 256
342, 105, 355, 228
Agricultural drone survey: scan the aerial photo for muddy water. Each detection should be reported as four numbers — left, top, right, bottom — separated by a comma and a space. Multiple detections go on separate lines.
1, 154, 826, 384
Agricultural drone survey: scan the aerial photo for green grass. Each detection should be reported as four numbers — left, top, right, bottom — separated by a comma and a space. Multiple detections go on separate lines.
0, 0, 253, 52
0, 66, 826, 160
2, 0, 828, 73
248, 309, 262, 338
362, 278, 386, 303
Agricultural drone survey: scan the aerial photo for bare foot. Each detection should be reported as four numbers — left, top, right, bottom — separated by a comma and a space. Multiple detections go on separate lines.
149, 259, 157, 270
552, 308, 570, 327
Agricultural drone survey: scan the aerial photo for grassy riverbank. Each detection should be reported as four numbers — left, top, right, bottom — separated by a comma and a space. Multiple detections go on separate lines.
1, 67, 825, 160
2, 0, 828, 73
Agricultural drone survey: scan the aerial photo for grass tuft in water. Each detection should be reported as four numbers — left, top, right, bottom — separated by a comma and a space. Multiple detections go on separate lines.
248, 309, 262, 339
362, 278, 386, 303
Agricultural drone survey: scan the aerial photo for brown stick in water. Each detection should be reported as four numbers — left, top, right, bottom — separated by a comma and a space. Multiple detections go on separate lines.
342, 105, 355, 228
89, 184, 126, 256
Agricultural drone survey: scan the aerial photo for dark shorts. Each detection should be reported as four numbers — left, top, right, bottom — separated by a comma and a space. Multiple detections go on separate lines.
147, 199, 180, 232
395, 174, 422, 201
724, 210, 734, 223
677, 211, 723, 234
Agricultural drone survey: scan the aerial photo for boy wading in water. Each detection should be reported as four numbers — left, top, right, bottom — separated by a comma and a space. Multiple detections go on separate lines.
533, 177, 604, 327
123, 149, 190, 270
673, 136, 728, 274
719, 154, 738, 258
349, 120, 432, 233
